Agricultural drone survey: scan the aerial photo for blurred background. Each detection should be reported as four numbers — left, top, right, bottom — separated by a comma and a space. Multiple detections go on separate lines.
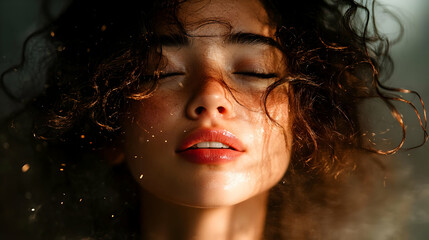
0, 0, 428, 239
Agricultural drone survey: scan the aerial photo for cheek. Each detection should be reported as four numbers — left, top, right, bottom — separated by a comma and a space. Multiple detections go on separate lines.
130, 94, 179, 128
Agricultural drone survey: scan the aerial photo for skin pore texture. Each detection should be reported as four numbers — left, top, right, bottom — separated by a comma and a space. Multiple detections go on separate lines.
123, 0, 291, 239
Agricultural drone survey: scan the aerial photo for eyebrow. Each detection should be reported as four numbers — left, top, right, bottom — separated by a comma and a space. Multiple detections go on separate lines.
158, 32, 280, 49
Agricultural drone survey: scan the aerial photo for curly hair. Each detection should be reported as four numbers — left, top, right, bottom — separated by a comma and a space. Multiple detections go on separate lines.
1, 0, 427, 239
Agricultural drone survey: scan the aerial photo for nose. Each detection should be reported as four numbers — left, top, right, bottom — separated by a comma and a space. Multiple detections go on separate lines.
186, 79, 235, 120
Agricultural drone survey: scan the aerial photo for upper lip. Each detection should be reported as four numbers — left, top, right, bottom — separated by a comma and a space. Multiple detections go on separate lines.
176, 128, 245, 152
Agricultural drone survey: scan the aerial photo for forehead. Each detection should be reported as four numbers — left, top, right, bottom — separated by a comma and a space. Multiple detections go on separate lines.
159, 0, 275, 37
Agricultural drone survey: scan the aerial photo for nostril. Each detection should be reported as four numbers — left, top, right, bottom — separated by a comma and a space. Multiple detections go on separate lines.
217, 106, 226, 114
195, 106, 205, 115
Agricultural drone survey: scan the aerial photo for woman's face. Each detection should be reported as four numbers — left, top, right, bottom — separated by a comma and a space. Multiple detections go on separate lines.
124, 0, 291, 207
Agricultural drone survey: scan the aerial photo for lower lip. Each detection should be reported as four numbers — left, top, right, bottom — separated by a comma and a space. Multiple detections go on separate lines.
178, 149, 242, 164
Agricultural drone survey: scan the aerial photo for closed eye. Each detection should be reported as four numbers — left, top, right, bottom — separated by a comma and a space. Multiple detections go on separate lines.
158, 72, 185, 79
233, 72, 278, 79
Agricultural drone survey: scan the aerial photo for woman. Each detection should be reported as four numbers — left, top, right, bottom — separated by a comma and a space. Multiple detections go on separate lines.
1, 0, 427, 239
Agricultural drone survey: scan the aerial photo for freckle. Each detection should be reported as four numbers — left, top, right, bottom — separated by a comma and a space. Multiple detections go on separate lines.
139, 174, 144, 179
21, 164, 30, 173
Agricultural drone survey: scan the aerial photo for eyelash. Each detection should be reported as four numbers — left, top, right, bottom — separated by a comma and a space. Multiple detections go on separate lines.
233, 72, 278, 79
158, 72, 185, 79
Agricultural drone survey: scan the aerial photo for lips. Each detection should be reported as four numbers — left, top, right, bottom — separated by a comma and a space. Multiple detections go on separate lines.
176, 128, 245, 164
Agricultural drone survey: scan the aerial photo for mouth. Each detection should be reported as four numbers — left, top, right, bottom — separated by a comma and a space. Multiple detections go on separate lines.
176, 129, 245, 164
189, 141, 236, 150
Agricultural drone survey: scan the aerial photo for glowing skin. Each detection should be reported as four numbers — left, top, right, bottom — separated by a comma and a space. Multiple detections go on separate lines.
123, 0, 291, 239
125, 0, 290, 206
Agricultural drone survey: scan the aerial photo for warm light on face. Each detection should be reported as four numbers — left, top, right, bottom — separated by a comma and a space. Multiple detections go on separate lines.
124, 0, 291, 207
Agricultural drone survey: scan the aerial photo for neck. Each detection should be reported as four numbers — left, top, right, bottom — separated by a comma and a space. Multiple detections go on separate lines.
140, 190, 269, 240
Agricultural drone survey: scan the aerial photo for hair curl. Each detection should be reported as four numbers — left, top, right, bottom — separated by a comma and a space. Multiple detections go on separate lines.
1, 0, 427, 239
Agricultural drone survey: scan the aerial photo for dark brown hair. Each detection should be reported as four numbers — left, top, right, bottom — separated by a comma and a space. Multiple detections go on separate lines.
1, 0, 427, 239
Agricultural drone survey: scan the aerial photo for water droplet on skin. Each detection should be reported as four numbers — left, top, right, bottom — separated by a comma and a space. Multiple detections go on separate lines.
21, 164, 30, 173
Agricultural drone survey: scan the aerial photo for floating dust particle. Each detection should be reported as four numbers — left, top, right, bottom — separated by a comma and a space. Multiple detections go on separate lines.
59, 168, 64, 172
31, 208, 35, 212
80, 134, 85, 139
134, 155, 138, 159
61, 163, 66, 167
111, 214, 115, 218
79, 198, 83, 202
101, 25, 107, 31
22, 164, 30, 173
60, 202, 64, 205
89, 142, 93, 145
50, 31, 55, 37
3, 142, 9, 149
139, 174, 143, 179
86, 48, 91, 52
57, 46, 66, 52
